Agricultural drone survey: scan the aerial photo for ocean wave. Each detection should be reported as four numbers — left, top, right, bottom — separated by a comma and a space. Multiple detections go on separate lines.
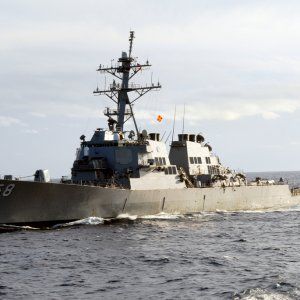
234, 287, 296, 300
3, 206, 299, 232
0, 224, 39, 232
139, 212, 183, 220
283, 204, 300, 211
116, 213, 137, 220
53, 216, 105, 228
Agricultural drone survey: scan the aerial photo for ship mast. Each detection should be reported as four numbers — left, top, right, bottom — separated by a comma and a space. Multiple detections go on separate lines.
93, 31, 161, 137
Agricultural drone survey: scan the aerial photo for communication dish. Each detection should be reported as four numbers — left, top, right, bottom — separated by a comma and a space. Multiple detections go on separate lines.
196, 134, 205, 143
128, 130, 135, 140
205, 143, 212, 152
142, 129, 148, 138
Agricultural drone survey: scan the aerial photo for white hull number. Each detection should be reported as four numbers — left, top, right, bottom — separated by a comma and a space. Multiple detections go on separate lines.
0, 184, 15, 197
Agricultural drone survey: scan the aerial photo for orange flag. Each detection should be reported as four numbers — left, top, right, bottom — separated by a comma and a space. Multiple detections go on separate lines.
157, 115, 163, 122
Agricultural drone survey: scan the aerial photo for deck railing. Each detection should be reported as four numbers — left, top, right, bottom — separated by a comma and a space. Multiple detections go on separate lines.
291, 187, 300, 196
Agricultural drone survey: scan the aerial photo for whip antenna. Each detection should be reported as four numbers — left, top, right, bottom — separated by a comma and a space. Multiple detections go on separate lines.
182, 103, 186, 135
129, 31, 135, 58
171, 105, 177, 143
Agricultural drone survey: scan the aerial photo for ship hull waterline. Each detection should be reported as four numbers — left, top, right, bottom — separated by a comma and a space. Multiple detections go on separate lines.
0, 179, 300, 226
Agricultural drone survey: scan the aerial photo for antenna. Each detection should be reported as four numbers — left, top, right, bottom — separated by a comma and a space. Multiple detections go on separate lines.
160, 131, 166, 141
165, 131, 172, 143
93, 31, 161, 136
129, 31, 135, 58
171, 105, 177, 143
182, 103, 185, 135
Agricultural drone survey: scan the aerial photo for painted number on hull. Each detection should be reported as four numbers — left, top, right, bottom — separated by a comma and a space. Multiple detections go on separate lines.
0, 184, 15, 197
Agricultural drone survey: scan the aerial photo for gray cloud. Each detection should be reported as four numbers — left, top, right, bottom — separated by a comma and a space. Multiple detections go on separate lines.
1, 0, 300, 176
0, 116, 24, 127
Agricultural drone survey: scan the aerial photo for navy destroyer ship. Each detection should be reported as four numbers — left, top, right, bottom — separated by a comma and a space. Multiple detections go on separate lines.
1, 31, 300, 226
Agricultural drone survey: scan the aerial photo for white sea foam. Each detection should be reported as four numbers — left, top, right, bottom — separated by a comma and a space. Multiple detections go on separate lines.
284, 204, 300, 211
222, 255, 239, 261
236, 206, 300, 214
1, 224, 39, 230
237, 288, 293, 300
54, 216, 105, 228
116, 213, 137, 220
140, 212, 183, 220
51, 204, 300, 229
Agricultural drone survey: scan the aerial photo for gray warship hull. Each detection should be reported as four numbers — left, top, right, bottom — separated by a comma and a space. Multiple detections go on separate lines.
1, 179, 300, 225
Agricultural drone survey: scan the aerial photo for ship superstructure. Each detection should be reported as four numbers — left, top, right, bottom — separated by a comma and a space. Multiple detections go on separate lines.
71, 31, 183, 190
71, 31, 244, 190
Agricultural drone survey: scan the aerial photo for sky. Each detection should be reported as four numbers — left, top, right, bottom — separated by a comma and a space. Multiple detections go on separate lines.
1, 0, 300, 178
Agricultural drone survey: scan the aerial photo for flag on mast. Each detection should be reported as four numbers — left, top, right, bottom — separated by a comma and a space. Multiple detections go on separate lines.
157, 115, 163, 122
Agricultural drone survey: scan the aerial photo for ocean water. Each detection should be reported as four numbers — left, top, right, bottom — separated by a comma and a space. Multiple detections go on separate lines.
0, 171, 300, 300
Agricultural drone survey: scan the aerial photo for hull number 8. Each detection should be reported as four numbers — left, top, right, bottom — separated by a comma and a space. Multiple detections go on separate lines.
0, 184, 15, 197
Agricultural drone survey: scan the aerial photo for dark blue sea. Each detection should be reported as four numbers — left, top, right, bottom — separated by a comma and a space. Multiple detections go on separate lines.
1, 171, 300, 299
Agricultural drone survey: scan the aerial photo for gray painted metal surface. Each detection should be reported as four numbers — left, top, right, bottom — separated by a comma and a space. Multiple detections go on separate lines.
1, 179, 299, 224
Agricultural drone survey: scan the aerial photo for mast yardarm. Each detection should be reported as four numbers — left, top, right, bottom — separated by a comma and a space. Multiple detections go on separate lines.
93, 31, 161, 137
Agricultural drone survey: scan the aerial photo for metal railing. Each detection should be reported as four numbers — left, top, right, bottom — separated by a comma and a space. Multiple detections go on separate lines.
291, 187, 300, 196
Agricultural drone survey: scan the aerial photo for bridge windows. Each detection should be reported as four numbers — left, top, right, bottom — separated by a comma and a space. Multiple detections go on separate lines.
208, 165, 219, 175
165, 166, 177, 175
189, 157, 212, 165
205, 157, 211, 164
189, 157, 202, 164
155, 156, 167, 166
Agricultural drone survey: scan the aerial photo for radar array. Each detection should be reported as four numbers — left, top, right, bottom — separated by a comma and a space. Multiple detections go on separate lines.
93, 31, 161, 137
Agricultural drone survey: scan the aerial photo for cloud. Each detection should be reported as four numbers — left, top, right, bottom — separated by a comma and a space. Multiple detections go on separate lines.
184, 100, 296, 122
0, 116, 25, 127
41, 102, 103, 119
2, 1, 300, 57
1, 0, 300, 173
22, 128, 39, 134
2, 1, 300, 127
135, 99, 300, 123
261, 112, 280, 120
29, 112, 46, 118
16, 102, 104, 120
